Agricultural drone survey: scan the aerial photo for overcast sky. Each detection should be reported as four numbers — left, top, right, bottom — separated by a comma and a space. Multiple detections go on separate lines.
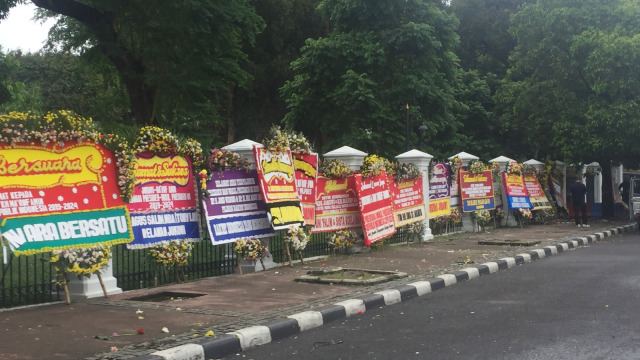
0, 3, 54, 53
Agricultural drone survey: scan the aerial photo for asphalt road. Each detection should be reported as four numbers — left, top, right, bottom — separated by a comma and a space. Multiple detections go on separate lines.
227, 231, 640, 360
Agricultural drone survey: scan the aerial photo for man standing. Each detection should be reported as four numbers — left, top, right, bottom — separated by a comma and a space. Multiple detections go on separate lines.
569, 177, 589, 227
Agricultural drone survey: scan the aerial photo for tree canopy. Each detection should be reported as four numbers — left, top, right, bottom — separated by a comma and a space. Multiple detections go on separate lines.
0, 0, 264, 150
281, 0, 464, 158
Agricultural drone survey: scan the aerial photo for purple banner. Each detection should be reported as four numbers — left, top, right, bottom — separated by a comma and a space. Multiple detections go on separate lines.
429, 162, 451, 200
202, 170, 275, 244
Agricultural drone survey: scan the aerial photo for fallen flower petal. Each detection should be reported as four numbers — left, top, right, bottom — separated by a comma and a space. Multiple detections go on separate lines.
357, 310, 364, 314
136, 309, 144, 315
137, 328, 145, 335
111, 347, 118, 352
162, 327, 169, 333
205, 330, 214, 337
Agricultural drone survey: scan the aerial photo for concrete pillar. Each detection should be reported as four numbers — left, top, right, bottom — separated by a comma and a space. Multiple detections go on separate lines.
223, 139, 261, 169
489, 156, 517, 227
448, 152, 479, 232
555, 161, 567, 206
524, 159, 545, 174
323, 146, 368, 172
67, 256, 122, 300
584, 162, 602, 203
396, 149, 434, 241
222, 139, 276, 271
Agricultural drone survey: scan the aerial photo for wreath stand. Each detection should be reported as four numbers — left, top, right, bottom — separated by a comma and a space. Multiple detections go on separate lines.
59, 270, 109, 305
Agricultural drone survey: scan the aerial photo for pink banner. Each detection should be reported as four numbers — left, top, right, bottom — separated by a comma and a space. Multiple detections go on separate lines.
390, 176, 426, 227
313, 176, 361, 233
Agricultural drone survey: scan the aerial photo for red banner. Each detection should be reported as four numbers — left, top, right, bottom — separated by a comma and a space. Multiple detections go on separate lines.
0, 141, 133, 255
390, 176, 426, 227
0, 142, 125, 217
293, 153, 318, 226
354, 172, 396, 246
128, 152, 197, 212
523, 174, 552, 210
313, 176, 361, 233
253, 146, 304, 230
459, 170, 495, 212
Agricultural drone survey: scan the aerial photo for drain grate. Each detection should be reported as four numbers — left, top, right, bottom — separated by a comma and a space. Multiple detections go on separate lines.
127, 291, 205, 303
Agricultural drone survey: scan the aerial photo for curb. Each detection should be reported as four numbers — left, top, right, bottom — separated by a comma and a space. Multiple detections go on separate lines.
134, 224, 638, 360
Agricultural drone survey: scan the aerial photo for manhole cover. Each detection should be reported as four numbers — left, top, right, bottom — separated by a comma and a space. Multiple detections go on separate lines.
127, 291, 205, 302
295, 268, 407, 285
478, 239, 541, 246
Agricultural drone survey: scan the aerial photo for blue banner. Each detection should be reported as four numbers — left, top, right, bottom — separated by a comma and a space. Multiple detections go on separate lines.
507, 195, 532, 210
207, 213, 275, 243
127, 210, 201, 249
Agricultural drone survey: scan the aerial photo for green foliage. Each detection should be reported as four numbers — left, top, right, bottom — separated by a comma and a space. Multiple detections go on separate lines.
281, 0, 464, 158
499, 0, 640, 168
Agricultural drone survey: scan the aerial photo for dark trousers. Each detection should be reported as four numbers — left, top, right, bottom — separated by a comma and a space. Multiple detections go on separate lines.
573, 202, 588, 225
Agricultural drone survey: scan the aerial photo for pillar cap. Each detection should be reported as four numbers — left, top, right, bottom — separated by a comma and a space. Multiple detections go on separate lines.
489, 155, 515, 163
448, 151, 479, 161
223, 139, 261, 152
396, 149, 434, 160
323, 145, 367, 157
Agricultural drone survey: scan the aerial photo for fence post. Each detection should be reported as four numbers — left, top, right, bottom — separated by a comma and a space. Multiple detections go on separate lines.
396, 149, 434, 241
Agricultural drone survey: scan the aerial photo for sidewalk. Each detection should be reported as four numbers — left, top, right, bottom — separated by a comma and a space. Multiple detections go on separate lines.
0, 219, 634, 360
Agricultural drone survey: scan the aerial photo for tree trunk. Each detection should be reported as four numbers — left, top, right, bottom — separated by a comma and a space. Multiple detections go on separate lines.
226, 85, 235, 144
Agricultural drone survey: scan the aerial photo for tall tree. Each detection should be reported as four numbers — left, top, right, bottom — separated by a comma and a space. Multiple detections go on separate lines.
0, 0, 264, 140
498, 0, 640, 216
229, 0, 327, 145
281, 0, 464, 158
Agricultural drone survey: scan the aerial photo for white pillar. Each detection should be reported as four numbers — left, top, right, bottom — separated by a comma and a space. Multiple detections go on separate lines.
396, 149, 434, 241
323, 146, 368, 172
223, 139, 261, 169
524, 159, 545, 174
584, 162, 602, 203
449, 152, 479, 232
222, 139, 276, 271
67, 256, 122, 300
555, 161, 567, 206
489, 156, 517, 227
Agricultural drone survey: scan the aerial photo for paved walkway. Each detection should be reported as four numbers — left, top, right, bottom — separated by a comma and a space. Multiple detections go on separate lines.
0, 219, 634, 360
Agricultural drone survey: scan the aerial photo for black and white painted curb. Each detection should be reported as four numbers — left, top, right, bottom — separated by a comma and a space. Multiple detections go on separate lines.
133, 224, 637, 360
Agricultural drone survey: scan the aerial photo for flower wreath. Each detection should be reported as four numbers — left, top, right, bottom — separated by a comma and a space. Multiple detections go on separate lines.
449, 156, 463, 174
522, 164, 537, 175
328, 230, 358, 251
472, 209, 491, 227
319, 158, 353, 178
361, 154, 394, 178
450, 207, 462, 224
262, 125, 290, 154
287, 130, 312, 155
491, 162, 502, 179
50, 245, 111, 279
234, 238, 269, 263
392, 162, 421, 181
0, 110, 137, 202
518, 208, 533, 219
468, 160, 488, 175
148, 239, 194, 267
506, 161, 522, 175
284, 225, 309, 251
133, 126, 179, 154
198, 148, 251, 198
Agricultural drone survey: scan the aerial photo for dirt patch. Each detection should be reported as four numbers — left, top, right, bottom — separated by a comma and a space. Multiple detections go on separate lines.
295, 268, 407, 285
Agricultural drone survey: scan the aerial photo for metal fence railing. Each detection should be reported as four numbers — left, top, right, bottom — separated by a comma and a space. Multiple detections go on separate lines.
0, 221, 454, 308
